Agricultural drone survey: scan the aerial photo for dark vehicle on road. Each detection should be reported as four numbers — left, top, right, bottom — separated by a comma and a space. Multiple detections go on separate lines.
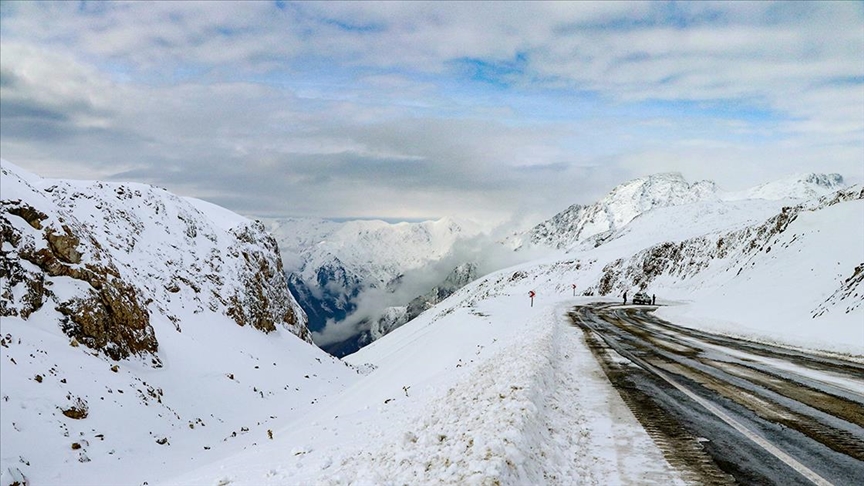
632, 292, 652, 305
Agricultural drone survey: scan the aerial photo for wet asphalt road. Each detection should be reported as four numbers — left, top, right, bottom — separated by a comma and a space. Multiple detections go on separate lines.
569, 303, 864, 486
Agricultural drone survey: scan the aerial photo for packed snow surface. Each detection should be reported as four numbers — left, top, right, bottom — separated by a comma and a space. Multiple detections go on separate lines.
158, 293, 686, 486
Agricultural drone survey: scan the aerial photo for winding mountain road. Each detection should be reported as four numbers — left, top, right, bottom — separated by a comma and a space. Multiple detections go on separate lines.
569, 303, 864, 486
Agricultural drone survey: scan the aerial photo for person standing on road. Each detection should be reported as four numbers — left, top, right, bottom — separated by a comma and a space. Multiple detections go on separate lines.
652, 294, 656, 305
623, 291, 627, 305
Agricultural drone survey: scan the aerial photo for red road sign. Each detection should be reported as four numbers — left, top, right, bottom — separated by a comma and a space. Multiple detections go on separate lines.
528, 291, 536, 298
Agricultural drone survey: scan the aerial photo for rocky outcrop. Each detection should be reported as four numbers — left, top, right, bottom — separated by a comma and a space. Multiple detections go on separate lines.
588, 186, 864, 296
509, 173, 720, 250
813, 263, 864, 318
1, 199, 157, 361
1, 161, 313, 363
224, 222, 311, 342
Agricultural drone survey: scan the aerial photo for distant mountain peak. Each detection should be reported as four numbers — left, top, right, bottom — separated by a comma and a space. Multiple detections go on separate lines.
730, 172, 846, 201
508, 172, 719, 251
510, 171, 847, 252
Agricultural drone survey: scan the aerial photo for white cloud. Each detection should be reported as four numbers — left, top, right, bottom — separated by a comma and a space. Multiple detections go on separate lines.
1, 1, 861, 221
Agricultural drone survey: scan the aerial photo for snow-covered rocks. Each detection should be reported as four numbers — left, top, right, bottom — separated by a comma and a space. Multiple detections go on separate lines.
508, 173, 721, 250
1, 160, 351, 486
1, 159, 311, 351
1, 164, 158, 361
509, 171, 849, 252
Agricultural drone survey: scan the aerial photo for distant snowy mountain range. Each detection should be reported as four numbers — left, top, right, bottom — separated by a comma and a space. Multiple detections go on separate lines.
507, 172, 845, 251
263, 216, 485, 355
270, 171, 848, 357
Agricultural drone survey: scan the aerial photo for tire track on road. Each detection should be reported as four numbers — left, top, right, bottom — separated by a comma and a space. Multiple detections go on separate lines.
570, 303, 864, 486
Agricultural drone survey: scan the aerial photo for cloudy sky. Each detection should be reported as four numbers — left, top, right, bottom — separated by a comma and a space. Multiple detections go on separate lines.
1, 1, 862, 225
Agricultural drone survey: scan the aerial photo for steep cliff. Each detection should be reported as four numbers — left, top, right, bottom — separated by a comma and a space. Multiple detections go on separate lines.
0, 160, 312, 360
0, 161, 346, 486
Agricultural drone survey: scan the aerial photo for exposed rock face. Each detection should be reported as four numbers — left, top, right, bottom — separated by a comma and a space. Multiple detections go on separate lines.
225, 221, 311, 341
1, 198, 157, 361
509, 172, 849, 252
813, 263, 864, 318
286, 257, 364, 334
588, 186, 864, 297
510, 173, 720, 250
1, 160, 312, 363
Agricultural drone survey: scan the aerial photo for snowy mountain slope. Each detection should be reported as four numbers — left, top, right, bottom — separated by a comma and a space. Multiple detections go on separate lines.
157, 294, 687, 486
0, 161, 357, 486
1, 160, 311, 346
587, 187, 862, 297
156, 178, 860, 486
574, 198, 789, 256
729, 173, 845, 201
537, 185, 864, 354
510, 172, 848, 251
507, 173, 720, 250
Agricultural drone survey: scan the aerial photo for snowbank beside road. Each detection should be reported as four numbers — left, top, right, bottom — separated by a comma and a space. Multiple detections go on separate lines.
159, 294, 683, 485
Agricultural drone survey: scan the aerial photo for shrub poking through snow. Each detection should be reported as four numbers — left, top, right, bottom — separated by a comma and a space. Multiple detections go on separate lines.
61, 397, 88, 420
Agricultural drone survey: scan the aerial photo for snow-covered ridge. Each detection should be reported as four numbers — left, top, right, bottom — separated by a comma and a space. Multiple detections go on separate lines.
507, 173, 718, 250
1, 159, 311, 351
509, 172, 848, 251
731, 173, 845, 201
1, 160, 354, 486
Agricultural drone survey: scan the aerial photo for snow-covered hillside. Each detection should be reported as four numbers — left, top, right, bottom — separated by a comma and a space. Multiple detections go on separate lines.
157, 291, 689, 486
545, 184, 863, 354
4, 160, 858, 485
155, 181, 861, 485
1, 160, 310, 345
0, 161, 358, 486
731, 173, 846, 201
509, 172, 847, 251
